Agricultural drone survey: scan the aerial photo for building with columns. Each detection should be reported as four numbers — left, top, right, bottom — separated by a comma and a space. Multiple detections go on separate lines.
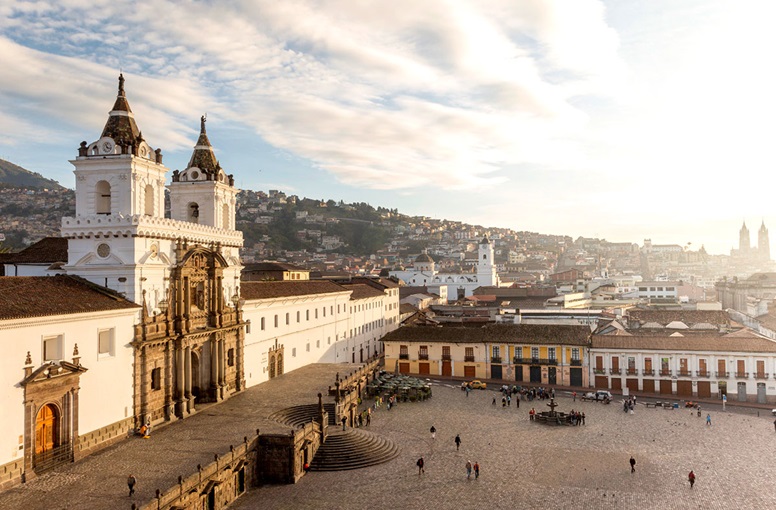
0, 75, 399, 491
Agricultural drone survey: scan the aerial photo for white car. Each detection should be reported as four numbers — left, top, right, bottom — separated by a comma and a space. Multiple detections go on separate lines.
583, 390, 613, 401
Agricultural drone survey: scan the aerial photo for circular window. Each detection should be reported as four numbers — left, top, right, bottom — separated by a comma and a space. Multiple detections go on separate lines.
191, 170, 200, 180
97, 243, 111, 258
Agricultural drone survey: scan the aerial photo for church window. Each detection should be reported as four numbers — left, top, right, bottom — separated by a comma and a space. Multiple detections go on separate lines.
144, 184, 154, 216
306, 310, 310, 321
98, 329, 113, 356
188, 203, 200, 223
151, 368, 161, 390
323, 307, 326, 317
95, 180, 111, 215
260, 317, 265, 330
228, 348, 235, 367
43, 335, 63, 362
274, 315, 278, 327
222, 203, 230, 229
316, 340, 320, 348
315, 309, 318, 319
285, 313, 290, 325
296, 311, 300, 322
306, 342, 310, 352
292, 348, 296, 357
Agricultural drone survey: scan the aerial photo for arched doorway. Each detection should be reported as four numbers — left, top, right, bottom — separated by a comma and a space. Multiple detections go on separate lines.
269, 354, 276, 379
35, 404, 59, 455
191, 352, 201, 398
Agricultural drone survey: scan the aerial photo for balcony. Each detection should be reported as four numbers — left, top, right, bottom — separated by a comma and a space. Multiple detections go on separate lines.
696, 371, 709, 377
626, 369, 638, 376
418, 353, 429, 360
755, 372, 769, 380
441, 354, 452, 361
593, 368, 605, 375
609, 368, 621, 375
464, 355, 475, 362
735, 372, 749, 379
659, 370, 672, 377
491, 356, 502, 364
642, 369, 654, 376
716, 371, 729, 378
399, 353, 409, 360
570, 359, 582, 367
677, 371, 691, 377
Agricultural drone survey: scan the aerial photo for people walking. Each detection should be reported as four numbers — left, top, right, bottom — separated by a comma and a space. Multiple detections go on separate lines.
706, 414, 712, 426
573, 391, 577, 402
341, 416, 347, 431
430, 425, 436, 439
474, 461, 480, 479
688, 470, 695, 488
455, 434, 461, 451
417, 456, 425, 475
127, 474, 137, 497
466, 460, 472, 479
629, 456, 636, 473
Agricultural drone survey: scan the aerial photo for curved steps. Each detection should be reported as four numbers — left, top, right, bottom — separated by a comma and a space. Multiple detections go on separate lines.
268, 403, 338, 428
309, 429, 400, 471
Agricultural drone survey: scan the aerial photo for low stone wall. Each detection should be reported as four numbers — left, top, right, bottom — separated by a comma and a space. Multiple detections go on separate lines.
134, 435, 259, 510
76, 417, 134, 460
0, 458, 24, 492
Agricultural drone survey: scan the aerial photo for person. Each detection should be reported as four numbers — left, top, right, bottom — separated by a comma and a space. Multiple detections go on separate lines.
492, 396, 496, 405
688, 470, 695, 488
303, 462, 310, 472
127, 474, 137, 497
502, 396, 506, 407
473, 461, 480, 479
573, 391, 577, 402
507, 395, 511, 407
465, 460, 472, 479
455, 434, 461, 451
341, 416, 347, 431
773, 418, 776, 432
706, 414, 711, 426
581, 412, 586, 425
516, 396, 520, 409
430, 425, 436, 439
417, 456, 425, 475
529, 408, 535, 421
143, 422, 151, 438
630, 456, 636, 473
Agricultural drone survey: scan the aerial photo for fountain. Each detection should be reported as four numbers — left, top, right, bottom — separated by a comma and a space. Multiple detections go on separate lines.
533, 397, 573, 426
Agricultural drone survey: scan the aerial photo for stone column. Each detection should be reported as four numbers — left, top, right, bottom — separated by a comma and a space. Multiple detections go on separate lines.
219, 338, 226, 399
184, 346, 192, 413
210, 337, 219, 400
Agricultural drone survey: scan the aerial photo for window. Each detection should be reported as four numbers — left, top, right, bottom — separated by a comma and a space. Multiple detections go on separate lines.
274, 315, 278, 327
399, 345, 408, 359
465, 347, 474, 361
317, 340, 321, 348
285, 313, 290, 325
493, 346, 500, 358
228, 348, 235, 366
323, 307, 326, 317
297, 311, 300, 322
306, 343, 310, 352
98, 329, 113, 356
151, 368, 161, 390
43, 335, 62, 361
306, 310, 310, 321
628, 356, 636, 373
330, 306, 334, 315
442, 346, 451, 360
95, 180, 111, 215
661, 357, 669, 371
315, 309, 319, 319
531, 347, 539, 360
292, 348, 297, 357
419, 345, 429, 359
261, 317, 265, 330
548, 347, 555, 360
571, 348, 580, 361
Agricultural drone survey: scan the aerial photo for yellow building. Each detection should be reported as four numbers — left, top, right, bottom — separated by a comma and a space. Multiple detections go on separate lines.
382, 324, 591, 387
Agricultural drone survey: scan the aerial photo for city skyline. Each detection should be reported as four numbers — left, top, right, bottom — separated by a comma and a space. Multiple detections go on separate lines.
1, 1, 775, 255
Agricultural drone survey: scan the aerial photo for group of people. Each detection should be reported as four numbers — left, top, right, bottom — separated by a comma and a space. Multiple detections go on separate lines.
568, 409, 585, 425
416, 434, 481, 481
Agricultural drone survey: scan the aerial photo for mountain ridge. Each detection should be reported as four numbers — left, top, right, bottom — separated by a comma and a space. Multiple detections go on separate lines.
0, 158, 64, 189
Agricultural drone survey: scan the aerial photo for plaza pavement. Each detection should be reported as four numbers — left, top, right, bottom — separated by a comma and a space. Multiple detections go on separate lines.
234, 381, 776, 510
3, 368, 776, 510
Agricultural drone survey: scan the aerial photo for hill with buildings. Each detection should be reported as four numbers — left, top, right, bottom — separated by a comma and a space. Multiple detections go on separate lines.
0, 158, 64, 189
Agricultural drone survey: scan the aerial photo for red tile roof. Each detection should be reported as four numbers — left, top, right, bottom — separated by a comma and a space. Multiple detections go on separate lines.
592, 334, 776, 353
3, 237, 68, 264
337, 283, 385, 300
241, 280, 349, 300
0, 275, 139, 320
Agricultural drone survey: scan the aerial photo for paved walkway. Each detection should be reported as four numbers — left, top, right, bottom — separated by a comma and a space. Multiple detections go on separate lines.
0, 363, 355, 510
233, 382, 776, 510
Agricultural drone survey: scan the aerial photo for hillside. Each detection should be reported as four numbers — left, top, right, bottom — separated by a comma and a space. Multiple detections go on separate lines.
0, 158, 64, 189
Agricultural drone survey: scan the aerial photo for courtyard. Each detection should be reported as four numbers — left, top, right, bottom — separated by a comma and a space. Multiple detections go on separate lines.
234, 381, 776, 510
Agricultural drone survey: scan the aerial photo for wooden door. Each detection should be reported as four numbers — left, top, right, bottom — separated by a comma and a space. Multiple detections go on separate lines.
676, 380, 692, 396
697, 381, 711, 398
717, 359, 726, 376
418, 363, 430, 375
757, 360, 765, 378
642, 379, 655, 394
399, 363, 410, 374
35, 404, 57, 454
611, 378, 622, 391
442, 361, 452, 377
464, 365, 476, 378
611, 357, 620, 372
659, 379, 673, 394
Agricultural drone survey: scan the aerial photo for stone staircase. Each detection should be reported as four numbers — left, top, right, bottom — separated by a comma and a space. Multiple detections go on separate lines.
268, 403, 400, 471
309, 428, 399, 471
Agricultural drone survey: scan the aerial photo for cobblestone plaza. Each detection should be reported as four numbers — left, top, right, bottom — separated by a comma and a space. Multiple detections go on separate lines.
1, 365, 775, 509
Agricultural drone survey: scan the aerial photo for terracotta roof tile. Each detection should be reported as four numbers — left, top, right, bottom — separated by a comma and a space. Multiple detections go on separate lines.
382, 323, 591, 345
628, 309, 729, 327
3, 237, 68, 264
0, 275, 139, 320
338, 283, 385, 300
592, 334, 776, 353
241, 280, 349, 300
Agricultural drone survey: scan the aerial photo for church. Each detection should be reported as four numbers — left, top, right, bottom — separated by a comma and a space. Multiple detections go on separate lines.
0, 76, 399, 490
389, 236, 500, 301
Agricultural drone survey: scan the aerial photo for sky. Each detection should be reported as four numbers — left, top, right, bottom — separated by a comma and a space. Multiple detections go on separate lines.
1, 0, 775, 255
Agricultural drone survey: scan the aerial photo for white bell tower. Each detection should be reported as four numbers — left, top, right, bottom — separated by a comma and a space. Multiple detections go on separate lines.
168, 115, 238, 231
476, 235, 498, 287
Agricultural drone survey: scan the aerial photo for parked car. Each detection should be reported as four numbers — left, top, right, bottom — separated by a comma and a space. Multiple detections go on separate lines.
468, 380, 487, 390
583, 390, 612, 402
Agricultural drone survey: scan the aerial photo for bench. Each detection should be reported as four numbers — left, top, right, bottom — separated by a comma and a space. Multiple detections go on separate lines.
644, 402, 658, 408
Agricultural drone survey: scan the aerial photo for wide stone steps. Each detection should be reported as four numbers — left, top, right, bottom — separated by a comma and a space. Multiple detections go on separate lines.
268, 403, 338, 428
309, 429, 400, 471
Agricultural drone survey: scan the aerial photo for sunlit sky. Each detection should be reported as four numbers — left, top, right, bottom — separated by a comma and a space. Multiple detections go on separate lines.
1, 0, 775, 255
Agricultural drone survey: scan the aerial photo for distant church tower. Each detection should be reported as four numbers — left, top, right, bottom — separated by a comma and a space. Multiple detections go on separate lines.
759, 220, 770, 261
476, 235, 498, 287
739, 221, 750, 255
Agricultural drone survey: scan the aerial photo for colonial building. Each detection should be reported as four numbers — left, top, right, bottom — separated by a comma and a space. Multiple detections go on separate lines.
0, 75, 400, 491
382, 324, 591, 387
